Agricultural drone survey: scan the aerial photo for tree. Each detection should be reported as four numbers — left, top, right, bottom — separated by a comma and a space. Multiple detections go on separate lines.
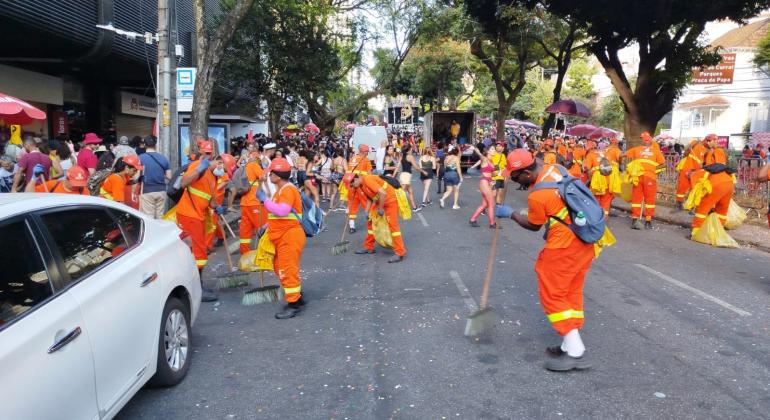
190, 0, 256, 144
754, 29, 770, 68
541, 0, 770, 146
512, 68, 555, 123
463, 1, 545, 141
592, 91, 625, 131
564, 58, 597, 102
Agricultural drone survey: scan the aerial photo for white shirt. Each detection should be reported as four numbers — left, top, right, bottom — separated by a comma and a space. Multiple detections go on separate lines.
375, 147, 386, 172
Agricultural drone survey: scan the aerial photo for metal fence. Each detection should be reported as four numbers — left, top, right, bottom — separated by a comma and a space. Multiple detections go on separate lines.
649, 154, 769, 219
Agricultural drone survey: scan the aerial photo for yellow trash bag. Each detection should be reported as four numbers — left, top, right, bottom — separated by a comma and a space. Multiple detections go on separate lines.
620, 177, 633, 203
725, 199, 747, 230
339, 182, 349, 201
395, 189, 412, 220
589, 170, 608, 195
238, 250, 259, 272
371, 214, 393, 249
608, 164, 622, 194
593, 226, 617, 258
255, 232, 276, 271
162, 205, 178, 223
684, 174, 712, 210
691, 213, 739, 248
624, 160, 646, 186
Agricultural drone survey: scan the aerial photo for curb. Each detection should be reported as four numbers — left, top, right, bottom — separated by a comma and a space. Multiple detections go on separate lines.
611, 203, 770, 253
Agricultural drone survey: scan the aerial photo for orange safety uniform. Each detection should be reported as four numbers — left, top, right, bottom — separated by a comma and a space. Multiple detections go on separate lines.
605, 144, 622, 163
542, 150, 558, 165
347, 154, 373, 225
556, 143, 568, 159
691, 148, 733, 230
569, 146, 586, 178
355, 174, 406, 257
100, 173, 129, 202
675, 141, 707, 203
583, 149, 615, 218
528, 164, 594, 336
176, 160, 216, 270
625, 145, 665, 221
34, 180, 90, 195
206, 172, 230, 247
238, 162, 267, 254
267, 183, 306, 303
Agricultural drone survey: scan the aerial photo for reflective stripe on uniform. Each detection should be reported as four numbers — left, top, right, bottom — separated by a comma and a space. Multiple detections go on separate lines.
646, 204, 656, 209
195, 259, 208, 266
548, 207, 570, 226
367, 230, 375, 234
240, 239, 252, 244
349, 214, 357, 219
99, 188, 114, 200
188, 186, 212, 200
631, 203, 642, 208
353, 170, 368, 175
547, 309, 585, 323
717, 214, 728, 220
676, 194, 686, 198
268, 212, 303, 220
284, 285, 301, 294
694, 213, 707, 219
391, 231, 401, 237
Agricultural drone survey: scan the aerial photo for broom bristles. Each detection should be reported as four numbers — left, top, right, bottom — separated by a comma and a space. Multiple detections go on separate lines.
241, 287, 280, 305
217, 272, 251, 289
464, 307, 498, 337
331, 241, 350, 256
228, 242, 241, 254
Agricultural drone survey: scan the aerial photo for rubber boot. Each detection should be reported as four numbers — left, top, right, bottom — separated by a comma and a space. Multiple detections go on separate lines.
644, 220, 653, 230
199, 269, 218, 302
275, 300, 303, 319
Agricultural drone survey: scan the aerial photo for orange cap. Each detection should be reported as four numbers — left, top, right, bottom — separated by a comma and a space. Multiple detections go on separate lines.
358, 144, 370, 153
640, 132, 653, 143
505, 149, 535, 175
268, 157, 291, 172
123, 155, 144, 170
220, 153, 237, 172
67, 166, 88, 187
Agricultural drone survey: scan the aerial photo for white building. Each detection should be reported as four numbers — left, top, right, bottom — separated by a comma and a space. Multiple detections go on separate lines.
669, 17, 770, 150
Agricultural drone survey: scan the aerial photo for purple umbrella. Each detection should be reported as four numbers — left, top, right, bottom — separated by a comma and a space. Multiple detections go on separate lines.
566, 124, 599, 137
589, 127, 621, 139
545, 99, 591, 118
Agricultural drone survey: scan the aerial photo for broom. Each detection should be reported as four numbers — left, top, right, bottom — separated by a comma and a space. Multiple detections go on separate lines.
219, 215, 241, 255
216, 216, 252, 289
241, 270, 279, 305
331, 215, 351, 255
465, 180, 508, 336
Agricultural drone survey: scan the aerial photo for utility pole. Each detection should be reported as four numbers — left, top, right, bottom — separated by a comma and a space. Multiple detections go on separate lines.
157, 0, 179, 168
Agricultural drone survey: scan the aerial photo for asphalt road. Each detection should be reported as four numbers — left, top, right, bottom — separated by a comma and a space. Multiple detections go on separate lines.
119, 175, 770, 420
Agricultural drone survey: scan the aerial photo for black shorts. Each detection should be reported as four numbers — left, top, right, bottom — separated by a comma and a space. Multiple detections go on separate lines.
493, 179, 505, 189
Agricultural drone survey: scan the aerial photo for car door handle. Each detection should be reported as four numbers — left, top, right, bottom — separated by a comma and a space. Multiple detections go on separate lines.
48, 327, 82, 354
141, 272, 158, 287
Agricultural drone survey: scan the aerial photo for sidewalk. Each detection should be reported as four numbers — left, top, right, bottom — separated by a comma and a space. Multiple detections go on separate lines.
612, 200, 770, 252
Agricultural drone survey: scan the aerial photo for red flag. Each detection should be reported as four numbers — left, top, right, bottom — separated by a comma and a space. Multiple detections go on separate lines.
247, 129, 254, 143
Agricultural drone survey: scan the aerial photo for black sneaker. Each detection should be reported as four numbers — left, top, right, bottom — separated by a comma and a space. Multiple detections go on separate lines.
544, 353, 591, 371
275, 302, 302, 319
546, 346, 566, 357
469, 220, 480, 227
349, 227, 357, 234
388, 255, 404, 263
489, 223, 499, 229
354, 249, 375, 254
644, 221, 653, 230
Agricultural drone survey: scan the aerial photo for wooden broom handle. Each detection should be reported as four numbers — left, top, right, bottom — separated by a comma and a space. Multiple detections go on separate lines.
218, 215, 235, 271
479, 180, 509, 309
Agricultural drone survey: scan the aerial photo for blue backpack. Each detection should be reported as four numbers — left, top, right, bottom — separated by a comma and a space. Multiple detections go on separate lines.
291, 191, 324, 237
531, 165, 605, 244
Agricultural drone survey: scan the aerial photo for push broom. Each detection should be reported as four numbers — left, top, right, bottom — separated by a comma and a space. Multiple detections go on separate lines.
216, 215, 252, 289
331, 214, 351, 255
241, 270, 279, 305
465, 180, 509, 336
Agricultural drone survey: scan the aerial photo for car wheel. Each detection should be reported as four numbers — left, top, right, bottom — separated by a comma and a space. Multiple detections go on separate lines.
148, 297, 191, 387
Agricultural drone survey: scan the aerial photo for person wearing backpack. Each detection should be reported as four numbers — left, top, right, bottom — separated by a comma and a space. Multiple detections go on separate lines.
495, 149, 598, 372
238, 155, 267, 255
255, 158, 307, 319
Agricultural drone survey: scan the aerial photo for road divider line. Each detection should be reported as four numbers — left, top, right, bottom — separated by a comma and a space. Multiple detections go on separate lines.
450, 270, 478, 313
634, 263, 752, 317
417, 212, 429, 227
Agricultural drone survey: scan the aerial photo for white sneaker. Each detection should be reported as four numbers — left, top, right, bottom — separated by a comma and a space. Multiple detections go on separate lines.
452, 205, 460, 210
439, 198, 445, 208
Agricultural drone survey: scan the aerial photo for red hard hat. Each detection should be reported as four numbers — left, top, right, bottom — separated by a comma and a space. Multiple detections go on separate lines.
358, 144, 370, 153
123, 155, 144, 170
199, 140, 214, 154
343, 173, 355, 188
220, 153, 237, 171
505, 149, 535, 175
543, 139, 554, 147
268, 157, 291, 172
67, 166, 88, 187
704, 133, 718, 141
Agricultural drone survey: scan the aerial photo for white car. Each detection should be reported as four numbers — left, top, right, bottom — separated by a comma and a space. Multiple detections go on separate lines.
0, 193, 201, 419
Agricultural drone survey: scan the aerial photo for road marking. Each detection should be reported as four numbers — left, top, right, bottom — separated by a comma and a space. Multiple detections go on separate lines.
417, 212, 429, 227
634, 264, 752, 316
450, 270, 479, 313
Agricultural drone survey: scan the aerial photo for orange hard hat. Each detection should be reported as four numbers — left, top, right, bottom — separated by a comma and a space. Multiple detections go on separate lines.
505, 149, 535, 175
199, 140, 214, 154
67, 166, 88, 187
543, 139, 554, 147
343, 173, 356, 188
358, 144, 370, 153
220, 153, 237, 171
268, 157, 291, 172
123, 155, 144, 170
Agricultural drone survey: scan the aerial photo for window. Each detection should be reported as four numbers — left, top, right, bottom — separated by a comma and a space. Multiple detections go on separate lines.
0, 220, 53, 327
692, 111, 704, 127
39, 208, 129, 285
110, 210, 143, 246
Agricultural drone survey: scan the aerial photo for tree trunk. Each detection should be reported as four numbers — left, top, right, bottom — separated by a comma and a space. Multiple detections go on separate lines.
495, 100, 512, 143
542, 60, 569, 137
623, 106, 659, 148
189, 0, 255, 146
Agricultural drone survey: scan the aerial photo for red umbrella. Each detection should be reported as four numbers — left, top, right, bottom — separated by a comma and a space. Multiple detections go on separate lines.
545, 99, 591, 118
0, 92, 47, 125
589, 127, 620, 139
566, 124, 599, 137
305, 122, 320, 133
